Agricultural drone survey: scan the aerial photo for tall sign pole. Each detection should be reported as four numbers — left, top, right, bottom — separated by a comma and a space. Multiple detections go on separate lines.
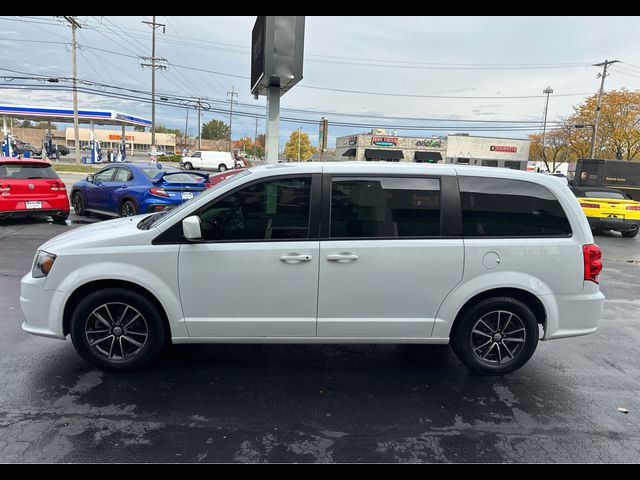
590, 59, 619, 158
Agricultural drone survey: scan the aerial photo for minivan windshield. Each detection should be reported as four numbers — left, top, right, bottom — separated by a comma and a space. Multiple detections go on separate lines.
138, 169, 252, 230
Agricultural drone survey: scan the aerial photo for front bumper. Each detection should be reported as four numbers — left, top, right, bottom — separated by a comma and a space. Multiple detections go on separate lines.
587, 216, 640, 232
20, 273, 66, 340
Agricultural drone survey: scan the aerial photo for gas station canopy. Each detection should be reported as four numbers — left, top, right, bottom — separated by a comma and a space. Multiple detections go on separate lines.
0, 104, 151, 127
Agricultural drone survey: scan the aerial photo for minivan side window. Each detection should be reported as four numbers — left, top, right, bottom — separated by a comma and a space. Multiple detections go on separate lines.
459, 177, 572, 237
197, 176, 312, 241
330, 177, 441, 238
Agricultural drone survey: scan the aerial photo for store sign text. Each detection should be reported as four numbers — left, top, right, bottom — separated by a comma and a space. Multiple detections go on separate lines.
415, 139, 441, 148
490, 145, 517, 153
371, 136, 398, 147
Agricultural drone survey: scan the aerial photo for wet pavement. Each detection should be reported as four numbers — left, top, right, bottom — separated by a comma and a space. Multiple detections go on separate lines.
1, 215, 639, 462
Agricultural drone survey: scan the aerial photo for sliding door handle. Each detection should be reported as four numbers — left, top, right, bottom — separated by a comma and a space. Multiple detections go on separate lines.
327, 253, 359, 262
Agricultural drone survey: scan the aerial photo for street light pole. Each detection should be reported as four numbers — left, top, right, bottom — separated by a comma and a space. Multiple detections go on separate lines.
62, 16, 81, 165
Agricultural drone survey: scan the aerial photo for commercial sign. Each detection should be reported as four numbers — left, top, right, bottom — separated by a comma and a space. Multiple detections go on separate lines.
371, 136, 398, 147
348, 136, 358, 145
415, 139, 441, 148
490, 145, 518, 153
108, 134, 134, 141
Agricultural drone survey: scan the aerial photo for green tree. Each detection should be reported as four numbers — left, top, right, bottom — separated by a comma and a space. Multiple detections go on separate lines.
154, 124, 182, 136
284, 130, 314, 161
201, 119, 230, 140
134, 125, 146, 132
17, 120, 34, 128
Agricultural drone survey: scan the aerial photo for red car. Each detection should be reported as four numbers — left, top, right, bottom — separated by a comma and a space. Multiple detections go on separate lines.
0, 158, 70, 223
204, 168, 247, 188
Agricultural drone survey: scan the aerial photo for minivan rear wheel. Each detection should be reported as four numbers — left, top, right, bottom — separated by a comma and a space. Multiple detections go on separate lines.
70, 288, 166, 371
451, 297, 539, 375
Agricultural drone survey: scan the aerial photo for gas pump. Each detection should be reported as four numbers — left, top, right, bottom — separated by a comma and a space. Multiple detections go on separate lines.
91, 139, 102, 163
2, 117, 12, 157
118, 138, 127, 162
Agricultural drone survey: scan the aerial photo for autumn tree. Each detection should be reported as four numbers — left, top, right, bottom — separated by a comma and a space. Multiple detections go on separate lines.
566, 89, 640, 160
529, 129, 571, 172
284, 130, 314, 161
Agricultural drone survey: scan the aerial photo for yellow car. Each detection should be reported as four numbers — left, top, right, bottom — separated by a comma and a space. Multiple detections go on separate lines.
571, 186, 640, 238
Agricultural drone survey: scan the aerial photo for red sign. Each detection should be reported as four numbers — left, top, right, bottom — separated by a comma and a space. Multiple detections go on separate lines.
371, 136, 398, 147
490, 145, 517, 153
108, 134, 134, 141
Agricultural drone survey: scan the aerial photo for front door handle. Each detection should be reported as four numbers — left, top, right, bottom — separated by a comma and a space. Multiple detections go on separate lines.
280, 254, 313, 263
327, 253, 359, 262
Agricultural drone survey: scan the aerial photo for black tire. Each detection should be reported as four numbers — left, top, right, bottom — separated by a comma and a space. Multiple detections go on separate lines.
183, 162, 193, 170
218, 163, 228, 172
119, 199, 138, 217
70, 288, 166, 371
51, 213, 69, 224
451, 296, 539, 375
622, 228, 638, 238
72, 191, 86, 216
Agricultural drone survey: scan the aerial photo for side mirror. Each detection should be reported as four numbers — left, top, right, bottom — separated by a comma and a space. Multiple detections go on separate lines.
86, 174, 94, 183
182, 215, 203, 242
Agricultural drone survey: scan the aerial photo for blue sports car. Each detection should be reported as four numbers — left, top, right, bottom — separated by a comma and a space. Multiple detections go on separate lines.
71, 163, 210, 217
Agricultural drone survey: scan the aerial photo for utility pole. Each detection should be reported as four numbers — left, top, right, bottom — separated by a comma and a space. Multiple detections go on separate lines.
227, 86, 237, 153
197, 98, 202, 150
541, 86, 553, 171
254, 115, 259, 158
63, 16, 81, 165
184, 106, 189, 150
141, 16, 167, 147
590, 59, 619, 158
297, 127, 301, 162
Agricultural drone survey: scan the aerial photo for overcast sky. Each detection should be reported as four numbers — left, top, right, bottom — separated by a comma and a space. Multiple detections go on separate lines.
1, 16, 639, 149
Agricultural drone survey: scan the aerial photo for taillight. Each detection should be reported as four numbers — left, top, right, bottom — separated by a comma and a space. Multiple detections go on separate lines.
626, 205, 640, 211
580, 202, 600, 209
204, 183, 214, 189
149, 187, 169, 197
0, 183, 9, 196
50, 181, 66, 191
583, 244, 602, 284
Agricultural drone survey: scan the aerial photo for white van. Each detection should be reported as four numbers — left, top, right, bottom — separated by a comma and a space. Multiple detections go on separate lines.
20, 163, 604, 375
180, 150, 236, 172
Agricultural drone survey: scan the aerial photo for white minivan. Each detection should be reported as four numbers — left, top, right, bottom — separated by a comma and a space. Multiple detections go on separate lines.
180, 150, 236, 172
20, 163, 604, 375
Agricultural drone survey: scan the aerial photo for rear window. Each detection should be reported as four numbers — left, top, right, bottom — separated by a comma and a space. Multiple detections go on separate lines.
162, 173, 204, 183
0, 163, 59, 179
140, 167, 174, 179
459, 177, 572, 237
579, 190, 626, 200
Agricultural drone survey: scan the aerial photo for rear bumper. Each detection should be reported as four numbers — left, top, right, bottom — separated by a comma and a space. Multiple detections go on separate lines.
542, 289, 605, 340
587, 216, 640, 232
0, 208, 69, 219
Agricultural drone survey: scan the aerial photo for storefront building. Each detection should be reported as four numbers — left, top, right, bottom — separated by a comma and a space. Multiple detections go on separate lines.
444, 134, 530, 170
64, 128, 176, 154
336, 130, 530, 170
336, 129, 447, 163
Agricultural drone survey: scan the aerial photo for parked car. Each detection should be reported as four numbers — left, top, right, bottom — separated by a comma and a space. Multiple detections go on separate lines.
12, 141, 42, 157
148, 151, 167, 157
571, 186, 640, 238
54, 144, 70, 156
180, 150, 236, 172
0, 157, 69, 222
203, 168, 247, 187
21, 163, 604, 374
70, 162, 210, 218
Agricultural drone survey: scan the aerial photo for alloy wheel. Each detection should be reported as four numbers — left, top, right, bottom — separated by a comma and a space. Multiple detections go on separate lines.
84, 302, 148, 360
470, 310, 527, 365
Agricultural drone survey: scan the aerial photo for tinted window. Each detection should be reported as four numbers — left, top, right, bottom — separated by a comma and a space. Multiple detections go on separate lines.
140, 167, 169, 179
330, 177, 440, 238
192, 152, 201, 158
482, 160, 498, 167
504, 161, 523, 170
113, 168, 132, 182
0, 163, 58, 179
459, 177, 571, 237
198, 176, 312, 241
94, 169, 116, 183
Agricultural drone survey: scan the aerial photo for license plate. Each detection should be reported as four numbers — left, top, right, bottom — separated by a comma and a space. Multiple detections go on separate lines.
606, 214, 623, 219
25, 201, 42, 209
181, 192, 194, 200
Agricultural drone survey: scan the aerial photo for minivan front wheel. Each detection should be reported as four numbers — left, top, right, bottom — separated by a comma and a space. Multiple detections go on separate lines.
451, 297, 539, 375
70, 288, 166, 371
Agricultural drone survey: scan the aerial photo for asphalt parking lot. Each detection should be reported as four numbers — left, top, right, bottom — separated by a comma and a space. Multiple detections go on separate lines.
1, 211, 639, 462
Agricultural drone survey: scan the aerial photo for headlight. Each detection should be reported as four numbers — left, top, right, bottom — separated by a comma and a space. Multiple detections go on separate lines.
32, 250, 57, 278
